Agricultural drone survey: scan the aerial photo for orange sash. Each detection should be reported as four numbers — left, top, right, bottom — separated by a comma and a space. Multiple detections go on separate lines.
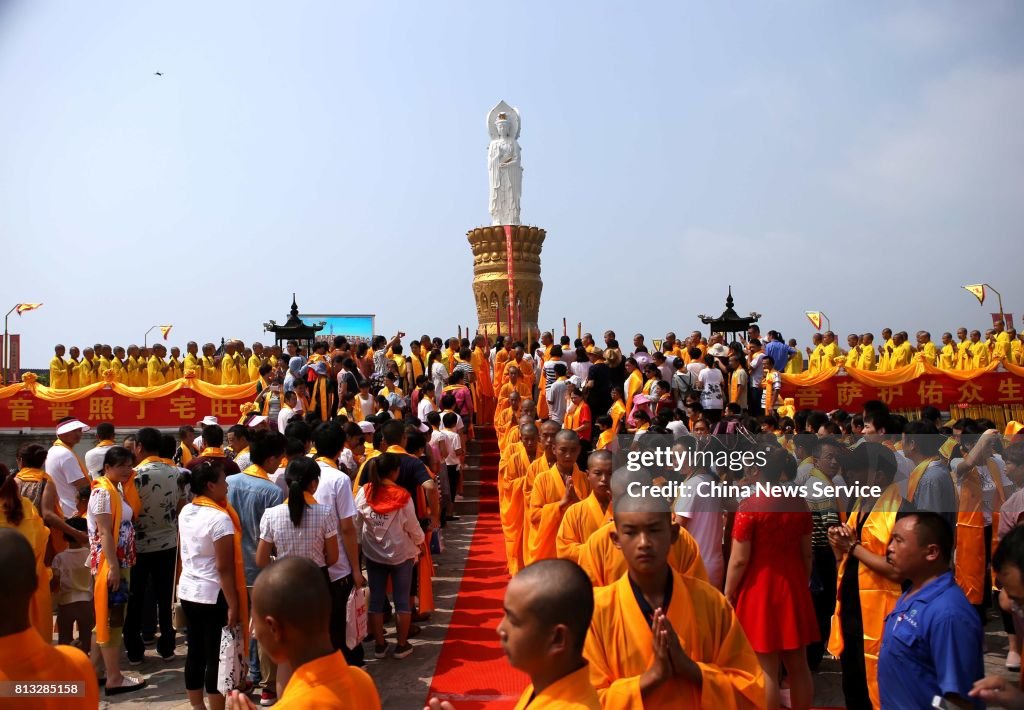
906, 457, 938, 502
93, 475, 123, 644
242, 464, 271, 481
192, 496, 250, 656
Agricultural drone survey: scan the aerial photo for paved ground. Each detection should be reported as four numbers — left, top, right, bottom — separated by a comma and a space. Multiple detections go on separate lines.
94, 447, 1018, 708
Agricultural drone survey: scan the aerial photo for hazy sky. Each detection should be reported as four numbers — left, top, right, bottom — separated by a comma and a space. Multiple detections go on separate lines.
2, 1, 1022, 367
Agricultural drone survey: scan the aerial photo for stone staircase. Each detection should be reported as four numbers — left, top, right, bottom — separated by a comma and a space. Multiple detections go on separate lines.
455, 425, 499, 516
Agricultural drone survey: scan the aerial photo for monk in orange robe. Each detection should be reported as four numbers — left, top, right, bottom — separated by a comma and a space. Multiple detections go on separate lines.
583, 496, 765, 709
0, 529, 100, 709
520, 419, 559, 523
500, 421, 539, 576
495, 391, 521, 441
425, 559, 601, 710
500, 400, 536, 454
249, 556, 381, 709
527, 430, 591, 564
556, 450, 614, 564
470, 336, 495, 423
506, 344, 535, 395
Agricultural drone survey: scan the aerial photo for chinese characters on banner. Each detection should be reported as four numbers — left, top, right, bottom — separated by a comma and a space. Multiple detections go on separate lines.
780, 371, 1024, 412
0, 388, 250, 429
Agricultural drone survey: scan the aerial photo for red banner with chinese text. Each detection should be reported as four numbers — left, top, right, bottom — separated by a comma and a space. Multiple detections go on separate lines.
0, 386, 252, 429
780, 371, 1024, 412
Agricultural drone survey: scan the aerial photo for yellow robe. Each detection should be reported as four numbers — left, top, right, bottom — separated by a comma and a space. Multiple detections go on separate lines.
843, 346, 858, 371
275, 650, 381, 710
857, 345, 876, 371
499, 441, 534, 575
784, 351, 804, 375
201, 355, 221, 384
807, 345, 824, 373
184, 352, 201, 376
827, 485, 903, 709
970, 341, 990, 369
889, 341, 912, 369
76, 358, 95, 386
527, 465, 591, 564
513, 663, 601, 710
584, 570, 765, 710
0, 627, 100, 710
248, 354, 262, 382
956, 341, 972, 370
556, 493, 613, 564
578, 521, 708, 588
918, 341, 938, 365
49, 356, 70, 389
128, 355, 144, 386
222, 355, 239, 385
820, 342, 840, 368
0, 499, 52, 641
995, 332, 1012, 361
609, 400, 627, 434
147, 355, 166, 386
234, 353, 248, 383
521, 453, 556, 562
938, 343, 957, 370
167, 357, 183, 381
97, 355, 112, 380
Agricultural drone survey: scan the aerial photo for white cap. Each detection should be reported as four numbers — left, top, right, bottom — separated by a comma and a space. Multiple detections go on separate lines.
56, 419, 91, 436
198, 416, 220, 427
417, 421, 430, 434
358, 421, 375, 434
245, 415, 268, 429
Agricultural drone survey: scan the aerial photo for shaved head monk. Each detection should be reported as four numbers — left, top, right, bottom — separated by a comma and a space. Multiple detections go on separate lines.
583, 491, 765, 708
578, 467, 707, 588
526, 430, 590, 563
556, 449, 614, 563
499, 421, 540, 575
242, 556, 380, 710
0, 529, 100, 708
425, 559, 601, 710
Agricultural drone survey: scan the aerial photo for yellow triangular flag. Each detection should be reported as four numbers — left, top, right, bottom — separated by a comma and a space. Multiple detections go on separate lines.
159, 325, 173, 340
963, 284, 986, 305
805, 311, 822, 330
15, 303, 43, 315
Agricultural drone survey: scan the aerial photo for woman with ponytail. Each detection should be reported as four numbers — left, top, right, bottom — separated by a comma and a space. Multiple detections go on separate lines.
0, 462, 52, 642
354, 452, 424, 660
176, 460, 244, 709
255, 457, 339, 570
87, 446, 145, 696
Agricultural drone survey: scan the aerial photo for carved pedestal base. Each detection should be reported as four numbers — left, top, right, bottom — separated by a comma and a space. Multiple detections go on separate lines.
467, 225, 545, 340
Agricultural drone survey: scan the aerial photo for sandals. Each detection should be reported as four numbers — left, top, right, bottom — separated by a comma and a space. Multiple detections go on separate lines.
105, 677, 147, 696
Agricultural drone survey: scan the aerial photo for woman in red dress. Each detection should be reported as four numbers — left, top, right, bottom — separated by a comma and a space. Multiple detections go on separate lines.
724, 447, 818, 710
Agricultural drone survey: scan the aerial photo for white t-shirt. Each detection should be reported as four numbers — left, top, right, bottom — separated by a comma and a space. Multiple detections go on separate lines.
46, 444, 88, 515
439, 411, 465, 433
441, 429, 461, 466
312, 462, 357, 582
698, 368, 725, 410
177, 503, 236, 604
417, 397, 436, 422
951, 455, 1012, 525
674, 471, 726, 588
277, 406, 297, 434
749, 352, 766, 387
685, 362, 706, 380
357, 395, 375, 419
570, 361, 591, 382
84, 444, 114, 479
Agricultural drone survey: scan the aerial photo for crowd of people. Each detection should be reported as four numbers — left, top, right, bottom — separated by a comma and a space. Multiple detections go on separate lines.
3, 324, 1024, 709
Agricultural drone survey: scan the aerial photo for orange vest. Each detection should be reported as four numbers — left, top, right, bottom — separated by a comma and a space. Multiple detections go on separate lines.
827, 484, 903, 709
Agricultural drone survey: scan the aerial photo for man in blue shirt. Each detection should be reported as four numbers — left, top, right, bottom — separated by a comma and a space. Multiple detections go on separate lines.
763, 330, 794, 376
226, 430, 285, 704
878, 512, 984, 709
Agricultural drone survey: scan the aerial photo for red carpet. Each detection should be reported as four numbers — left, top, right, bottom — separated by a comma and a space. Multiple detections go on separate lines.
426, 428, 527, 709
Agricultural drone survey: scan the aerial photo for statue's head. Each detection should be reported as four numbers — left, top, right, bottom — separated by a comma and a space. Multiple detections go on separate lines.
495, 115, 511, 138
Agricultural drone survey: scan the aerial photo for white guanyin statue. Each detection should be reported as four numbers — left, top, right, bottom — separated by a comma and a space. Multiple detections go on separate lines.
487, 101, 522, 226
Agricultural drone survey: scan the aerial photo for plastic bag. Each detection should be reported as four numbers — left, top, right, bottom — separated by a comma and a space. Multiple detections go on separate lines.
217, 624, 247, 694
345, 586, 368, 650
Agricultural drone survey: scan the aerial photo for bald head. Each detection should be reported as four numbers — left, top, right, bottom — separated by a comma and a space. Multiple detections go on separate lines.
252, 556, 331, 635
611, 467, 672, 515
0, 529, 37, 631
512, 560, 594, 656
553, 429, 580, 447
519, 422, 538, 437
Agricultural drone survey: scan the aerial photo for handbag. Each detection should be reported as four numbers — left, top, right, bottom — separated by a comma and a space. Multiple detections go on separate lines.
217, 624, 247, 694
345, 586, 368, 650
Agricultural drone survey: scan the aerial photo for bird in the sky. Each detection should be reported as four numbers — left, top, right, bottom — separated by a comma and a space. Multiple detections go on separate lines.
154, 72, 163, 76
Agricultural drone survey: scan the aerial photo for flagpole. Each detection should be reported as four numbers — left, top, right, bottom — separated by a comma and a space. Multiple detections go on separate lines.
963, 283, 1005, 326
3, 305, 16, 385
821, 313, 831, 332
143, 325, 158, 348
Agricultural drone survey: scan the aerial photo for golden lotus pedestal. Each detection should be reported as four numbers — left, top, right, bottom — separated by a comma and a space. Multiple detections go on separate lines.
467, 225, 545, 340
